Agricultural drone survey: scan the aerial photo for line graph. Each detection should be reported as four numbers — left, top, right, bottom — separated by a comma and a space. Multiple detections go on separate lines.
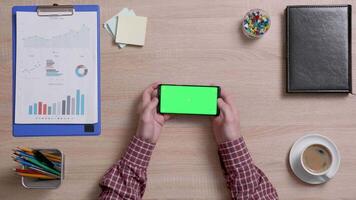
21, 63, 41, 74
23, 24, 90, 49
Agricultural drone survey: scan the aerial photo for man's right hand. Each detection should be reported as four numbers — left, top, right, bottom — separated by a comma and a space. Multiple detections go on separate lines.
136, 82, 170, 143
212, 88, 241, 144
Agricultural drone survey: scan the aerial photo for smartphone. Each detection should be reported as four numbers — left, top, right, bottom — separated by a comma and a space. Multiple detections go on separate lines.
158, 84, 220, 116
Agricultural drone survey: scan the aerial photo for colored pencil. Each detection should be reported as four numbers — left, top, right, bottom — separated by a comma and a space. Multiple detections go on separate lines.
13, 156, 40, 169
16, 172, 57, 179
13, 150, 35, 159
13, 150, 61, 169
20, 156, 60, 176
13, 168, 59, 178
13, 158, 60, 178
33, 150, 55, 169
17, 147, 33, 153
41, 152, 61, 161
13, 164, 59, 178
27, 167, 60, 178
16, 147, 61, 162
17, 147, 61, 159
13, 168, 39, 174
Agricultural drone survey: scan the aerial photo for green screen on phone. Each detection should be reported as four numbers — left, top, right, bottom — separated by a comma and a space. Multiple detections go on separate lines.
159, 85, 219, 115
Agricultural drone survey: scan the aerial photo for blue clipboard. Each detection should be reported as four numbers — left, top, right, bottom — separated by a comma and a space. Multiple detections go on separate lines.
12, 5, 101, 137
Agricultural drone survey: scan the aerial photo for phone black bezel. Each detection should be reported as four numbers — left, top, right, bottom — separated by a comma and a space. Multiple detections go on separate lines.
157, 84, 221, 116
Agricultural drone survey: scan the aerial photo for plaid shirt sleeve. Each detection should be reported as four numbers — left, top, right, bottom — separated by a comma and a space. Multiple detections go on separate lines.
218, 137, 279, 200
99, 136, 155, 200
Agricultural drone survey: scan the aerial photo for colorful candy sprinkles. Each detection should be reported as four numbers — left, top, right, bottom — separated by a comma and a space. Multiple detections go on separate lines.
242, 9, 271, 39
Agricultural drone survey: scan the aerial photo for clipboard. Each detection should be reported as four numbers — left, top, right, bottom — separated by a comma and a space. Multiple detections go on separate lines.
12, 4, 101, 137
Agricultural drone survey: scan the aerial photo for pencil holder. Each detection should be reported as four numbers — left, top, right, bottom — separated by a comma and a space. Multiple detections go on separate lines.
21, 149, 65, 189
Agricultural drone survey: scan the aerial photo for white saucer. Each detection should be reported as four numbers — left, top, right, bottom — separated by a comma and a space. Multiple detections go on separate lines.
289, 134, 340, 184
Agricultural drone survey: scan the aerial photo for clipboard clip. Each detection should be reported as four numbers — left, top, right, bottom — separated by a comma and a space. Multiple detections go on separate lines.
37, 4, 74, 16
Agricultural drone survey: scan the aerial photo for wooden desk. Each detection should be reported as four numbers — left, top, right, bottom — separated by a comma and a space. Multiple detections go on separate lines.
1, 0, 356, 199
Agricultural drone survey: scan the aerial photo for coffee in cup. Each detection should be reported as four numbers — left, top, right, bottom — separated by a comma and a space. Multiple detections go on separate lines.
301, 144, 332, 175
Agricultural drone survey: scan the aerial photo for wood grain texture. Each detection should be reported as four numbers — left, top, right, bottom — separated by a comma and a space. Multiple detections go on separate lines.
1, 0, 356, 199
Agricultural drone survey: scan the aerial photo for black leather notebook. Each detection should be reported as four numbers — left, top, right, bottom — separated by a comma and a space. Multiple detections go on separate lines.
286, 5, 352, 93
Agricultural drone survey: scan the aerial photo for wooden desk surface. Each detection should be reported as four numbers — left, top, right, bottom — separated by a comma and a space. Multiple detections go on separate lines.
1, 0, 356, 199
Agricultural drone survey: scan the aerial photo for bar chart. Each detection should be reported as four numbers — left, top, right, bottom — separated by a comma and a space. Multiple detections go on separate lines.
28, 89, 85, 116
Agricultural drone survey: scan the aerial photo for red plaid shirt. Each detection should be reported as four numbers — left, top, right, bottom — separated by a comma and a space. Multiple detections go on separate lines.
99, 136, 278, 200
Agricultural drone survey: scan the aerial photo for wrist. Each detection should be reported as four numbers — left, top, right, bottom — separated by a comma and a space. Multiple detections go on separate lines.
215, 131, 241, 144
135, 125, 158, 144
136, 135, 156, 144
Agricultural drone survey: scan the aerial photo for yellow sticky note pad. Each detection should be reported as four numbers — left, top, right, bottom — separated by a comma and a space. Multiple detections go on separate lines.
116, 16, 147, 46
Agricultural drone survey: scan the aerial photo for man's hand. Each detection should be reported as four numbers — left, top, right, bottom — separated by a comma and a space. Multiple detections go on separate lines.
212, 88, 241, 144
136, 82, 170, 143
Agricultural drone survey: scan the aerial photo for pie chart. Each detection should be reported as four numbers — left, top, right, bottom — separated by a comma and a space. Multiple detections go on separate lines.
75, 65, 88, 77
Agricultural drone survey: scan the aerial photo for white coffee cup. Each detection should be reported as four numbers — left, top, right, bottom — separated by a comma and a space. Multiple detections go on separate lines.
300, 143, 333, 176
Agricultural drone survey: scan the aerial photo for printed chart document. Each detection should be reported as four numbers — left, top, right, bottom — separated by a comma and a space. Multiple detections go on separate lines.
15, 12, 98, 124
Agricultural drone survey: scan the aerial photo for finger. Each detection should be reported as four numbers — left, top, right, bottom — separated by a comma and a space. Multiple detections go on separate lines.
151, 89, 158, 99
163, 114, 171, 121
220, 88, 234, 105
220, 88, 239, 115
210, 113, 222, 121
142, 82, 160, 107
218, 98, 233, 120
145, 97, 159, 114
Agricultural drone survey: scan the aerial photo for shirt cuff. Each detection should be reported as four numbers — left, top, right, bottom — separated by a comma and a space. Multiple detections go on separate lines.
218, 137, 253, 174
119, 136, 156, 169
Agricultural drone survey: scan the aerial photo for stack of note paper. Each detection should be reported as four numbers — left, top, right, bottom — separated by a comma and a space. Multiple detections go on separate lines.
104, 8, 147, 48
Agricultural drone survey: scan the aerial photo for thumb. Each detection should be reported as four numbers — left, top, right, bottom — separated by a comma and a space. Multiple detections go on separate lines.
218, 98, 233, 120
145, 98, 159, 112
